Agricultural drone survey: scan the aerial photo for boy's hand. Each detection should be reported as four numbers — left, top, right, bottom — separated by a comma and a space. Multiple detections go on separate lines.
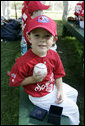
55, 89, 63, 104
55, 77, 63, 104
33, 71, 46, 83
21, 71, 46, 86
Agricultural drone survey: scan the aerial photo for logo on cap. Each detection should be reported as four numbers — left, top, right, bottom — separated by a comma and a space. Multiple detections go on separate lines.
37, 16, 49, 23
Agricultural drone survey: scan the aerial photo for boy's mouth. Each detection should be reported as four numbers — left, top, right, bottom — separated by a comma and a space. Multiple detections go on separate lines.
38, 45, 47, 49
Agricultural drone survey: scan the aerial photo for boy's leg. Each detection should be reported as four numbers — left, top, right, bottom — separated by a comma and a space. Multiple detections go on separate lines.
62, 82, 78, 103
28, 85, 80, 125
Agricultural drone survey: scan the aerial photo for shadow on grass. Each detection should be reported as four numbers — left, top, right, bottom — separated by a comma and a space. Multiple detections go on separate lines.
57, 36, 84, 125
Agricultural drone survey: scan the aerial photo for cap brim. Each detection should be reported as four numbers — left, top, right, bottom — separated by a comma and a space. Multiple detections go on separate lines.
40, 5, 50, 10
27, 25, 55, 36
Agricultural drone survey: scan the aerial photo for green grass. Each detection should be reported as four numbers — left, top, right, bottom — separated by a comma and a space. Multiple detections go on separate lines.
57, 36, 84, 125
57, 36, 84, 88
1, 41, 21, 125
1, 21, 84, 125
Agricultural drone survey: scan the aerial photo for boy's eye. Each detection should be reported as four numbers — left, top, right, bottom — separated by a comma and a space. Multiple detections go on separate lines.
45, 35, 51, 38
35, 34, 40, 37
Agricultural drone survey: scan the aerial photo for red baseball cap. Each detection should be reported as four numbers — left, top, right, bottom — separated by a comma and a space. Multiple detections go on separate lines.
27, 1, 50, 14
22, 1, 30, 14
27, 15, 57, 37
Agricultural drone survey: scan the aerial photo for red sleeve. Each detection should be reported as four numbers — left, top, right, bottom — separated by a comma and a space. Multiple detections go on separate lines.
9, 62, 28, 87
53, 53, 65, 79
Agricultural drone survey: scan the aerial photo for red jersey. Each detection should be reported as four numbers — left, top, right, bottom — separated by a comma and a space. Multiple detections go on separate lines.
22, 1, 31, 43
79, 1, 84, 17
9, 49, 65, 97
74, 1, 84, 16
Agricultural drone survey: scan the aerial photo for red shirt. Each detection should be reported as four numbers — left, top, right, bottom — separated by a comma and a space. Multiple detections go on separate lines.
74, 1, 84, 16
22, 1, 31, 43
79, 1, 84, 17
9, 49, 65, 97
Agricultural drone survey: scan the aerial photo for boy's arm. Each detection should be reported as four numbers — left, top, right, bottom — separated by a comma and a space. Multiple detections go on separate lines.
21, 72, 45, 86
55, 77, 63, 104
21, 76, 35, 85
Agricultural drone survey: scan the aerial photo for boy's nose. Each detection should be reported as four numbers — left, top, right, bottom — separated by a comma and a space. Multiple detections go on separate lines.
40, 37, 46, 42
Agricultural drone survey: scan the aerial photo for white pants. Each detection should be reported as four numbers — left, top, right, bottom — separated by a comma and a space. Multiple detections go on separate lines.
62, 82, 78, 103
28, 83, 80, 125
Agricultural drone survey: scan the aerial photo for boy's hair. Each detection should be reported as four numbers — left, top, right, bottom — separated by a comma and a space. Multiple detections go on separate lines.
27, 15, 57, 40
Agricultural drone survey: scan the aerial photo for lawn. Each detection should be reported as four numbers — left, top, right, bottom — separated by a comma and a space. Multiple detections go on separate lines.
57, 36, 84, 125
1, 41, 21, 125
1, 21, 84, 125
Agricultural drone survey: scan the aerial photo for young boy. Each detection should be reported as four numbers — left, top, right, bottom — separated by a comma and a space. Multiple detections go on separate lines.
21, 1, 50, 54
9, 15, 79, 125
78, 1, 84, 29
74, 1, 84, 27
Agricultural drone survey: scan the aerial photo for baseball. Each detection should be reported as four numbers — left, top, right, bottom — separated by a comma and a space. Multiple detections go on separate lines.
33, 63, 47, 77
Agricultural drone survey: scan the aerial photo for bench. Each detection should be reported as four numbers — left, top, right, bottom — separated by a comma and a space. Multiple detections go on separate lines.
63, 20, 84, 66
63, 21, 84, 44
19, 86, 71, 125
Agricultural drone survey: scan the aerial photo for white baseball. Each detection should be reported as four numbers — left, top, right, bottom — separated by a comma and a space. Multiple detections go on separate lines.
33, 63, 47, 77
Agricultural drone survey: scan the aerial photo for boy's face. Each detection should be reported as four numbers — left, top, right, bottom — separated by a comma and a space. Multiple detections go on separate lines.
27, 28, 56, 56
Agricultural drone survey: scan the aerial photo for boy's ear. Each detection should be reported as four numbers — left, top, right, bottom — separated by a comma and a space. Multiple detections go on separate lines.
26, 33, 31, 42
53, 35, 58, 44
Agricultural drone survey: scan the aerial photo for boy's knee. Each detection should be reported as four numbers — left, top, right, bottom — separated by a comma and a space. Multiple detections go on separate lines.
71, 101, 79, 113
73, 88, 78, 97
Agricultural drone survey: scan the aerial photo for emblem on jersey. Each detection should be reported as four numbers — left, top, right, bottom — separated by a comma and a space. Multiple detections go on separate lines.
11, 73, 16, 83
37, 16, 49, 23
